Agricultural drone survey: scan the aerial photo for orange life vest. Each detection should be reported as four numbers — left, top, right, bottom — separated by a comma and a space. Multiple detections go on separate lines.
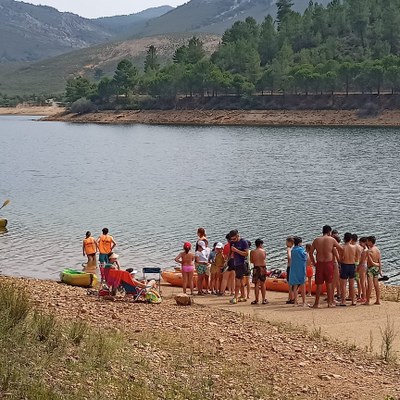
98, 234, 113, 254
83, 237, 97, 255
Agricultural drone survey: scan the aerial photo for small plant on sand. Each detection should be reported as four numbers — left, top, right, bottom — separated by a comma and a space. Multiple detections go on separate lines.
32, 311, 57, 342
68, 319, 88, 345
310, 318, 322, 340
369, 330, 374, 354
380, 316, 397, 363
0, 282, 31, 331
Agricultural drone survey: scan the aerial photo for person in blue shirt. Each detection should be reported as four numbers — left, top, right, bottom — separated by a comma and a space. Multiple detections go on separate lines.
289, 236, 310, 307
229, 229, 249, 304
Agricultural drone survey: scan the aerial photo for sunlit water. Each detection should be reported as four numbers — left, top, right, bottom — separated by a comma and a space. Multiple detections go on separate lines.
0, 115, 399, 283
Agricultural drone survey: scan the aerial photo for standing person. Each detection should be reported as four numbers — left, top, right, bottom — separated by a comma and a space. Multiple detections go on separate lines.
219, 233, 235, 296
339, 232, 358, 306
196, 228, 209, 291
97, 228, 116, 267
82, 231, 97, 272
357, 237, 368, 303
195, 240, 210, 295
332, 234, 342, 301
229, 229, 249, 304
286, 237, 295, 304
175, 242, 195, 295
250, 239, 268, 305
197, 227, 208, 246
243, 241, 252, 300
309, 225, 343, 308
210, 243, 224, 294
289, 237, 309, 307
351, 234, 362, 300
366, 236, 382, 305
305, 244, 314, 297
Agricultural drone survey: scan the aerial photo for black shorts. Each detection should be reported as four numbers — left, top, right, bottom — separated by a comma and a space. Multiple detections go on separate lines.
340, 263, 356, 280
286, 266, 290, 281
227, 258, 235, 272
252, 266, 267, 283
235, 265, 245, 280
243, 262, 251, 276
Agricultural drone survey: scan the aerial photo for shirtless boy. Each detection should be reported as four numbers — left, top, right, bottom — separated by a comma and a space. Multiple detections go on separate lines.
340, 232, 358, 306
250, 239, 268, 305
366, 236, 382, 305
309, 225, 343, 308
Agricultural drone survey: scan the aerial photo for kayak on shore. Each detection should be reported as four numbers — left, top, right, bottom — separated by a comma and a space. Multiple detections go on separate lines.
0, 218, 7, 228
60, 268, 98, 288
266, 277, 326, 294
162, 269, 198, 288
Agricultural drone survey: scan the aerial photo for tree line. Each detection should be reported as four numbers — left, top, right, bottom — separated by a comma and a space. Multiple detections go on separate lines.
65, 0, 400, 107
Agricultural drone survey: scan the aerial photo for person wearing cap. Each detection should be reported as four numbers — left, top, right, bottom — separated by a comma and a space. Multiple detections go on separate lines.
210, 242, 224, 295
106, 252, 121, 270
175, 242, 195, 295
195, 240, 211, 295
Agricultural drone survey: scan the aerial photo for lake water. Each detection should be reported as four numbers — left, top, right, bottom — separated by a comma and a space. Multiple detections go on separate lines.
0, 115, 399, 283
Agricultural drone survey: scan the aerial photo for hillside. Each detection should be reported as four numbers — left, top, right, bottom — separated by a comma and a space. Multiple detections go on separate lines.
0, 34, 220, 96
132, 0, 332, 36
0, 0, 173, 62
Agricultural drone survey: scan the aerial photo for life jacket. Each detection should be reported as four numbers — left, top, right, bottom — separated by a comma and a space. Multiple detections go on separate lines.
98, 234, 113, 254
83, 237, 97, 255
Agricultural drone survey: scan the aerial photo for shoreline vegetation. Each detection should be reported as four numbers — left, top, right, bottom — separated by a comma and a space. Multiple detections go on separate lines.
1, 274, 400, 399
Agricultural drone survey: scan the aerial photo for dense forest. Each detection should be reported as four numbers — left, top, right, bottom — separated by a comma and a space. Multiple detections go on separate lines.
65, 0, 400, 110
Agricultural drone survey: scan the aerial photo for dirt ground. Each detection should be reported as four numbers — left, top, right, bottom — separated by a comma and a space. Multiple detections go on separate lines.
2, 275, 399, 400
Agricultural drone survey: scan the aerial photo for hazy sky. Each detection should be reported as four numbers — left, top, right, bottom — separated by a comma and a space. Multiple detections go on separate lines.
24, 0, 188, 18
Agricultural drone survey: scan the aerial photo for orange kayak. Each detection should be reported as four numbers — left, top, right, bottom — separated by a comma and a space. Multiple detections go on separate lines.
162, 270, 198, 288
265, 278, 326, 294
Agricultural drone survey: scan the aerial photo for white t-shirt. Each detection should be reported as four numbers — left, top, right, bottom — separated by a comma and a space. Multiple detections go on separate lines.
196, 248, 210, 263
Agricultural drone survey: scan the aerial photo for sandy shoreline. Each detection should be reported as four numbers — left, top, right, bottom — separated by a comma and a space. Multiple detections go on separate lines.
42, 109, 400, 127
0, 105, 61, 116
2, 274, 400, 399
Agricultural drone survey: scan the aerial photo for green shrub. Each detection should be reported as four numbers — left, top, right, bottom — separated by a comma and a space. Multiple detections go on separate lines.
70, 97, 96, 114
0, 282, 31, 331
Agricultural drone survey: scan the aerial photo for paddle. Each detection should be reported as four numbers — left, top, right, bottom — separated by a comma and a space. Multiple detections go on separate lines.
0, 199, 10, 210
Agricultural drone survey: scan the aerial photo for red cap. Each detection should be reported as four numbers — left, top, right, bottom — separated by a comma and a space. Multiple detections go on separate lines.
183, 242, 191, 249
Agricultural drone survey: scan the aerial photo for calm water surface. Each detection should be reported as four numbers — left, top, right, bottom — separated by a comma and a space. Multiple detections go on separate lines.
0, 116, 399, 283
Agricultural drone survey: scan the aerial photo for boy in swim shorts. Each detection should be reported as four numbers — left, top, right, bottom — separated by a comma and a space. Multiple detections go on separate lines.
340, 232, 357, 306
250, 239, 268, 305
366, 236, 382, 305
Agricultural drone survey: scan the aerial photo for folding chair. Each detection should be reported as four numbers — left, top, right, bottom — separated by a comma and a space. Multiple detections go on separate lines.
142, 267, 162, 292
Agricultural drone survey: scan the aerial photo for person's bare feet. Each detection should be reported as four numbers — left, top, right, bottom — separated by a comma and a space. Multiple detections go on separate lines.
374, 301, 381, 305
312, 303, 319, 309
328, 303, 336, 308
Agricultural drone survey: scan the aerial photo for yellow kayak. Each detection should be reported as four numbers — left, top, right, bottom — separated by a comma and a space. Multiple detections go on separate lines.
60, 268, 98, 288
0, 219, 7, 228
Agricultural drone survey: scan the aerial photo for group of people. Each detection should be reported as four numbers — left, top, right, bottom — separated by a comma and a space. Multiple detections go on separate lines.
175, 226, 383, 308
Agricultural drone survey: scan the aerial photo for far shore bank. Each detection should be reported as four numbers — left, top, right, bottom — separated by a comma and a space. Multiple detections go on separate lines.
0, 105, 62, 116
43, 109, 400, 127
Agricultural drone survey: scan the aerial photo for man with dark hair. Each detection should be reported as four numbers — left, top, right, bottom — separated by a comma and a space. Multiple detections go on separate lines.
97, 227, 116, 267
309, 225, 342, 308
250, 239, 268, 305
340, 232, 357, 306
229, 230, 249, 304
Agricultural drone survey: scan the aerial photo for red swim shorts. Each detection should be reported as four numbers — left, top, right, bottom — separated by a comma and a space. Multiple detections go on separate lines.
315, 261, 334, 285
